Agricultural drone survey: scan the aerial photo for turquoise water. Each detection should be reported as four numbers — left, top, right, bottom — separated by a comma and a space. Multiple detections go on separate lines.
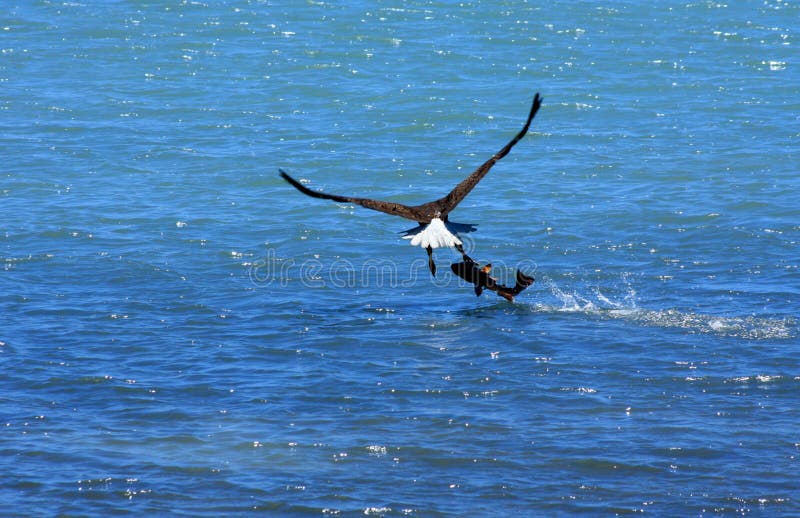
2, 1, 799, 515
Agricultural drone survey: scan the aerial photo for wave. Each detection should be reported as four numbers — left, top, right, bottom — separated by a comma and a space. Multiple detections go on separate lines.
531, 277, 794, 340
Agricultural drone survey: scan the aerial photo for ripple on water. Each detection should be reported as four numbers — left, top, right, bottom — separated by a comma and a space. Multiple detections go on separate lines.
534, 277, 794, 340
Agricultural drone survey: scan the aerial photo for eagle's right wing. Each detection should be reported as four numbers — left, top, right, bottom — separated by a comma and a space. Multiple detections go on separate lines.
436, 93, 542, 217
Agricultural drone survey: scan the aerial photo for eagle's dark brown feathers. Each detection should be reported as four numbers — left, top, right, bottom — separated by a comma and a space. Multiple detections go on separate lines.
280, 93, 542, 224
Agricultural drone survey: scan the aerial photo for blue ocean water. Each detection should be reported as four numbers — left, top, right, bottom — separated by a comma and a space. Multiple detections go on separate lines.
2, 0, 798, 515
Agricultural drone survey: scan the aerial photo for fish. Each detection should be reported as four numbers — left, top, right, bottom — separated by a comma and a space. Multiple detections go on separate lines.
450, 258, 535, 302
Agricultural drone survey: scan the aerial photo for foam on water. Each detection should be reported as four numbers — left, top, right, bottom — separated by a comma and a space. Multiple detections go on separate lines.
536, 276, 794, 340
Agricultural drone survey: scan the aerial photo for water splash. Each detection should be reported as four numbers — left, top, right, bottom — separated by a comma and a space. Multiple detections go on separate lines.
534, 276, 794, 340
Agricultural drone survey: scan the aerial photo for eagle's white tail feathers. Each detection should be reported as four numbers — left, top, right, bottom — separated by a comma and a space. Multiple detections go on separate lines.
401, 218, 476, 249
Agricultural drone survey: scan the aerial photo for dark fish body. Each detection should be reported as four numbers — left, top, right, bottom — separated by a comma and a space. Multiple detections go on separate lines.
450, 259, 534, 302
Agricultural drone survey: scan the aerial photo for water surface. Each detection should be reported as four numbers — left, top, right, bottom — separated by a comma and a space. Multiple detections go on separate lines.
2, 1, 798, 515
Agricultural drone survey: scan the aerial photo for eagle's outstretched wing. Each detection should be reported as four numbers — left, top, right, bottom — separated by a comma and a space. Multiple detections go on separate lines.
280, 92, 542, 223
434, 93, 542, 217
279, 170, 425, 222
